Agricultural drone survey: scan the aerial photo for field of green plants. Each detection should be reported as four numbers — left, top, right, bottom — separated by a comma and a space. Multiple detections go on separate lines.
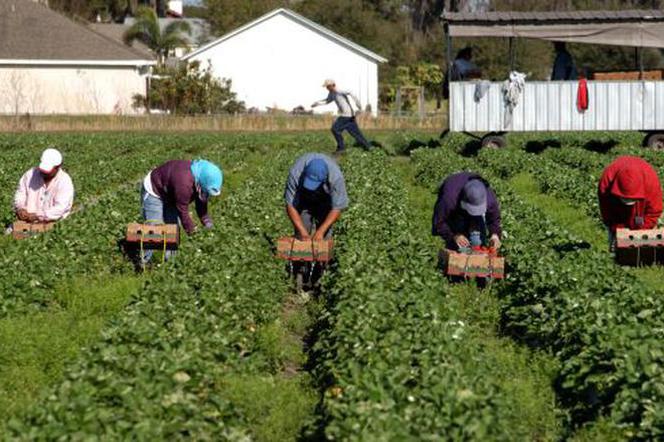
1, 130, 663, 440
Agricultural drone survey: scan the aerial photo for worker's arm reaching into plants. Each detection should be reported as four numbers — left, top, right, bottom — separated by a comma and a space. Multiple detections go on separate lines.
286, 204, 311, 240
433, 172, 502, 251
313, 209, 341, 241
284, 153, 348, 241
485, 188, 502, 250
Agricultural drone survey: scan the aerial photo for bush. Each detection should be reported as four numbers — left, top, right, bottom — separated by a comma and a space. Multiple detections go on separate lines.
133, 61, 245, 115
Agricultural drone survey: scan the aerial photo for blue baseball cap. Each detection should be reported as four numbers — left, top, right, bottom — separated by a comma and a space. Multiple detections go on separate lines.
460, 180, 487, 216
302, 159, 328, 191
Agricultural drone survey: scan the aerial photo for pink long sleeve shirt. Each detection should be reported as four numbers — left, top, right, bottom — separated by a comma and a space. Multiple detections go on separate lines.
13, 168, 74, 222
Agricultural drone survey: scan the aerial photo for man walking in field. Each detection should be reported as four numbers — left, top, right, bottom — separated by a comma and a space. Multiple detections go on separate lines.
12, 147, 74, 225
284, 152, 348, 241
311, 79, 373, 154
598, 156, 662, 250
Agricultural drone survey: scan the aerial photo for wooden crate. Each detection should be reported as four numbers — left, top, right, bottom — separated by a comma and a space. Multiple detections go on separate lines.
440, 248, 505, 279
615, 228, 664, 266
12, 220, 55, 240
276, 237, 334, 262
126, 223, 180, 250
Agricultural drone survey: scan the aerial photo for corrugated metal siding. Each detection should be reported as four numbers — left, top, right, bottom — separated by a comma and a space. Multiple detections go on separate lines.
450, 80, 664, 132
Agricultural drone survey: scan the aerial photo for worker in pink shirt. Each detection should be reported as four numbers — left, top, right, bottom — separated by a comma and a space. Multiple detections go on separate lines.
12, 148, 74, 224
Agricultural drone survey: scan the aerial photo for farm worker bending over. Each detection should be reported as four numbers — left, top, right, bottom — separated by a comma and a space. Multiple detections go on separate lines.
311, 79, 372, 154
141, 159, 223, 262
285, 153, 348, 240
432, 172, 502, 251
13, 147, 74, 224
598, 156, 662, 248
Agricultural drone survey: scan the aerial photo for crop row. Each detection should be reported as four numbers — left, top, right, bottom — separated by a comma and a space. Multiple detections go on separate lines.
0, 136, 217, 317
8, 145, 302, 439
311, 151, 553, 440
412, 147, 664, 439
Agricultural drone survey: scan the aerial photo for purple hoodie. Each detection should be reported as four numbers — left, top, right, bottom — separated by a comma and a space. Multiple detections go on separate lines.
150, 160, 211, 235
432, 172, 501, 243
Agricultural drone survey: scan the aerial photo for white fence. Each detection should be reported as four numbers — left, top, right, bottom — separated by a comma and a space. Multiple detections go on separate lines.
450, 80, 664, 133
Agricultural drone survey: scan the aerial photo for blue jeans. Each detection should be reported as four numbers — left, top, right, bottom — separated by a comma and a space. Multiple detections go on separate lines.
332, 116, 371, 151
141, 186, 178, 263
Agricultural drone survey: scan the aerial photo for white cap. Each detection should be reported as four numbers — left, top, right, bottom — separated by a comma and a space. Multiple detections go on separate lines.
322, 79, 335, 87
39, 148, 63, 173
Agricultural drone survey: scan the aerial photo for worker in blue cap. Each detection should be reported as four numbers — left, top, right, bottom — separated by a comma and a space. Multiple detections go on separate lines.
432, 172, 502, 251
284, 153, 348, 240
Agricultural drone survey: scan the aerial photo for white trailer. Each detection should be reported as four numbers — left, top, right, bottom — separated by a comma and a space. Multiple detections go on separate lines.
443, 10, 664, 149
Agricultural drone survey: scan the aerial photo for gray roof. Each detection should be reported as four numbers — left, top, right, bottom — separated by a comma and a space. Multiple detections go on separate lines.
0, 0, 153, 63
88, 23, 153, 58
443, 9, 664, 24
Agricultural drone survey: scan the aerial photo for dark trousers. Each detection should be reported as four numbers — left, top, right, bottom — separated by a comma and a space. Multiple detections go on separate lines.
331, 116, 371, 151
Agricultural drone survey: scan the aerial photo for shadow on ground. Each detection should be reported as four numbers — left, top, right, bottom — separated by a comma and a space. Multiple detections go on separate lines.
525, 139, 561, 154
583, 139, 618, 153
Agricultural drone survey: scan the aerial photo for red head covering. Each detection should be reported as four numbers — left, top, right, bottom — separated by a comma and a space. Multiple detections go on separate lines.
611, 166, 645, 199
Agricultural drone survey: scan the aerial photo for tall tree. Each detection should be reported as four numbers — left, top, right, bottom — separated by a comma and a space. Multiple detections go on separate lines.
48, 0, 129, 21
204, 0, 288, 35
123, 6, 192, 65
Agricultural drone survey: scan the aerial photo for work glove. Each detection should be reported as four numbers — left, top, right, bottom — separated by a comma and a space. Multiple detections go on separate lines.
489, 234, 501, 250
454, 234, 470, 249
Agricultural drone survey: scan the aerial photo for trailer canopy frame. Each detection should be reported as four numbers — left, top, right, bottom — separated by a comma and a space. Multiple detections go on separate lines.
443, 9, 664, 49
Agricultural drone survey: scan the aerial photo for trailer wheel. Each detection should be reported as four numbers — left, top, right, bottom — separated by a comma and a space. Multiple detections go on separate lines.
481, 134, 507, 149
645, 133, 664, 149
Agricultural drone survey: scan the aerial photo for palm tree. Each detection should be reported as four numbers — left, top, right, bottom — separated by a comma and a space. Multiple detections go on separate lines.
123, 6, 192, 65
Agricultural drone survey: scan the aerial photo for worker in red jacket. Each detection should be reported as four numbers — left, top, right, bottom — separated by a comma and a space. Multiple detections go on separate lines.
598, 156, 663, 249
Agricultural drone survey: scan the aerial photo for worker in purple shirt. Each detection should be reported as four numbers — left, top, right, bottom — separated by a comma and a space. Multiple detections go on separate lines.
432, 172, 502, 251
141, 159, 223, 263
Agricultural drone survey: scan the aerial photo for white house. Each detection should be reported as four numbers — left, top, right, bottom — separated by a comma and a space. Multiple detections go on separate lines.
0, 0, 154, 115
183, 8, 387, 116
